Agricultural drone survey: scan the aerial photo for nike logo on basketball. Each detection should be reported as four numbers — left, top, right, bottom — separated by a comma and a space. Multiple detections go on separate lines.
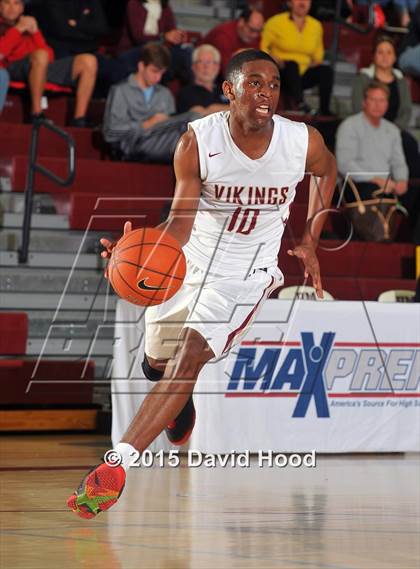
137, 279, 167, 291
209, 152, 222, 158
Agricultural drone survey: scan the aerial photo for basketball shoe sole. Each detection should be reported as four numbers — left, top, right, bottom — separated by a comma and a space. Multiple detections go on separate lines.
67, 462, 126, 519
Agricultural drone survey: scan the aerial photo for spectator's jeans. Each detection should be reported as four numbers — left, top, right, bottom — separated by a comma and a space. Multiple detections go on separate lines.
0, 68, 10, 113
279, 61, 334, 114
399, 46, 420, 77
122, 111, 200, 163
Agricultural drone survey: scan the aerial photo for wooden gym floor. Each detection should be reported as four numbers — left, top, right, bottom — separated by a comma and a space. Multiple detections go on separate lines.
1, 434, 419, 569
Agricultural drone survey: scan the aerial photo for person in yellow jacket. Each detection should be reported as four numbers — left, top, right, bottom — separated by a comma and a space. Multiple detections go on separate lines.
261, 0, 333, 115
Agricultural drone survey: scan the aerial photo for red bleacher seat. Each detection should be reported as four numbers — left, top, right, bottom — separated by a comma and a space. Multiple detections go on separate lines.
10, 155, 175, 195
2, 82, 73, 125
0, 312, 28, 355
9, 81, 72, 94
0, 359, 95, 405
279, 240, 415, 279
0, 94, 105, 126
0, 123, 104, 160
1, 93, 25, 123
69, 193, 167, 231
322, 22, 376, 67
0, 94, 69, 125
285, 201, 335, 236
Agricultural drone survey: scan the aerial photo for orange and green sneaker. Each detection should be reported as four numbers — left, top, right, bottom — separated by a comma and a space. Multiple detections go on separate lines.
67, 462, 126, 519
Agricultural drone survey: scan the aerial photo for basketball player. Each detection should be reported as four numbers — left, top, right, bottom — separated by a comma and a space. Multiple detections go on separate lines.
67, 49, 337, 518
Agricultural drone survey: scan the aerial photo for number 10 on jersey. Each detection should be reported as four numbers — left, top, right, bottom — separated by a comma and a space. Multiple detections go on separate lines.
227, 207, 260, 235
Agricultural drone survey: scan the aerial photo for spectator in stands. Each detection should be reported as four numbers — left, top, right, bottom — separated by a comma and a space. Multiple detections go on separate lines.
399, 2, 420, 77
0, 0, 97, 125
337, 81, 408, 198
0, 66, 8, 111
261, 0, 333, 115
336, 81, 419, 243
36, 0, 108, 59
103, 43, 199, 163
176, 44, 228, 115
36, 0, 127, 90
352, 35, 420, 179
201, 8, 264, 78
117, 0, 192, 85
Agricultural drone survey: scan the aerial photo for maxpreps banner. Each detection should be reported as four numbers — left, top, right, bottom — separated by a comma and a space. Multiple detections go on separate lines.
190, 300, 420, 453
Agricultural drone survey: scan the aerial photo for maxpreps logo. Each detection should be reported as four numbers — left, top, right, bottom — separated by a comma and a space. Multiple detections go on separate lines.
225, 333, 420, 417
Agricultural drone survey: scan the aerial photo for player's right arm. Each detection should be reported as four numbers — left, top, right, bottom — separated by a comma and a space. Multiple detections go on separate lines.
100, 128, 201, 261
155, 128, 201, 246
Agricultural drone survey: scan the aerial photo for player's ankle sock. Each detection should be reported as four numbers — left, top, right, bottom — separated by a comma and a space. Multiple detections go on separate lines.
142, 357, 164, 382
114, 442, 138, 472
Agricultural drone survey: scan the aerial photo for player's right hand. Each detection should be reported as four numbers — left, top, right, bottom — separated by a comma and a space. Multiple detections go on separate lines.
100, 221, 132, 279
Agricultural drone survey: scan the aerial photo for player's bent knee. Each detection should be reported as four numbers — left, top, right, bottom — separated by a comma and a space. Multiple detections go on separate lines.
175, 327, 214, 378
142, 356, 165, 382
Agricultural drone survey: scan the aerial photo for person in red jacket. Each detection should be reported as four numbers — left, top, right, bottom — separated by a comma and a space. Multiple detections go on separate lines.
201, 7, 264, 78
0, 0, 97, 125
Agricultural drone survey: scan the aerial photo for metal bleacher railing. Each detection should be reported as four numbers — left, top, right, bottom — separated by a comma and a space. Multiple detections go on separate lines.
19, 120, 75, 264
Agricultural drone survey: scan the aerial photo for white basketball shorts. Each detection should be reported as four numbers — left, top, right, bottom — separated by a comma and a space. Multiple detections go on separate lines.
144, 260, 283, 360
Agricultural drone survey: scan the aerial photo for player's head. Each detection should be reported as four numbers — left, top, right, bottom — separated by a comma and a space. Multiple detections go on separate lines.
223, 49, 280, 128
137, 42, 171, 87
0, 0, 24, 23
362, 80, 389, 120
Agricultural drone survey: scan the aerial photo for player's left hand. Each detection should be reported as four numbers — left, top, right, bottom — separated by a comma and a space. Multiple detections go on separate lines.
100, 221, 132, 279
287, 243, 324, 299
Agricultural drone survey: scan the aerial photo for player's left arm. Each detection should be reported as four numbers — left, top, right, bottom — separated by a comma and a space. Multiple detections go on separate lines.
287, 126, 337, 299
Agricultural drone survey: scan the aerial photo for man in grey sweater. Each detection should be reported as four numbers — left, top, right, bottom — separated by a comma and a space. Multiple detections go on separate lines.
103, 43, 198, 162
336, 80, 420, 243
336, 80, 408, 200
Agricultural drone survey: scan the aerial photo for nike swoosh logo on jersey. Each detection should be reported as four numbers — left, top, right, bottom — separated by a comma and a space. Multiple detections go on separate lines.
137, 279, 167, 291
209, 152, 222, 158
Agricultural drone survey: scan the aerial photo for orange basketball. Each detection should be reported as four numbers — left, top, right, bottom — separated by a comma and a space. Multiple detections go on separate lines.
108, 227, 186, 307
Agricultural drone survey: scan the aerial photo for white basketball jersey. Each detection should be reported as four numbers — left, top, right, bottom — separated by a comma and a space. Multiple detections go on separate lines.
184, 111, 308, 277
